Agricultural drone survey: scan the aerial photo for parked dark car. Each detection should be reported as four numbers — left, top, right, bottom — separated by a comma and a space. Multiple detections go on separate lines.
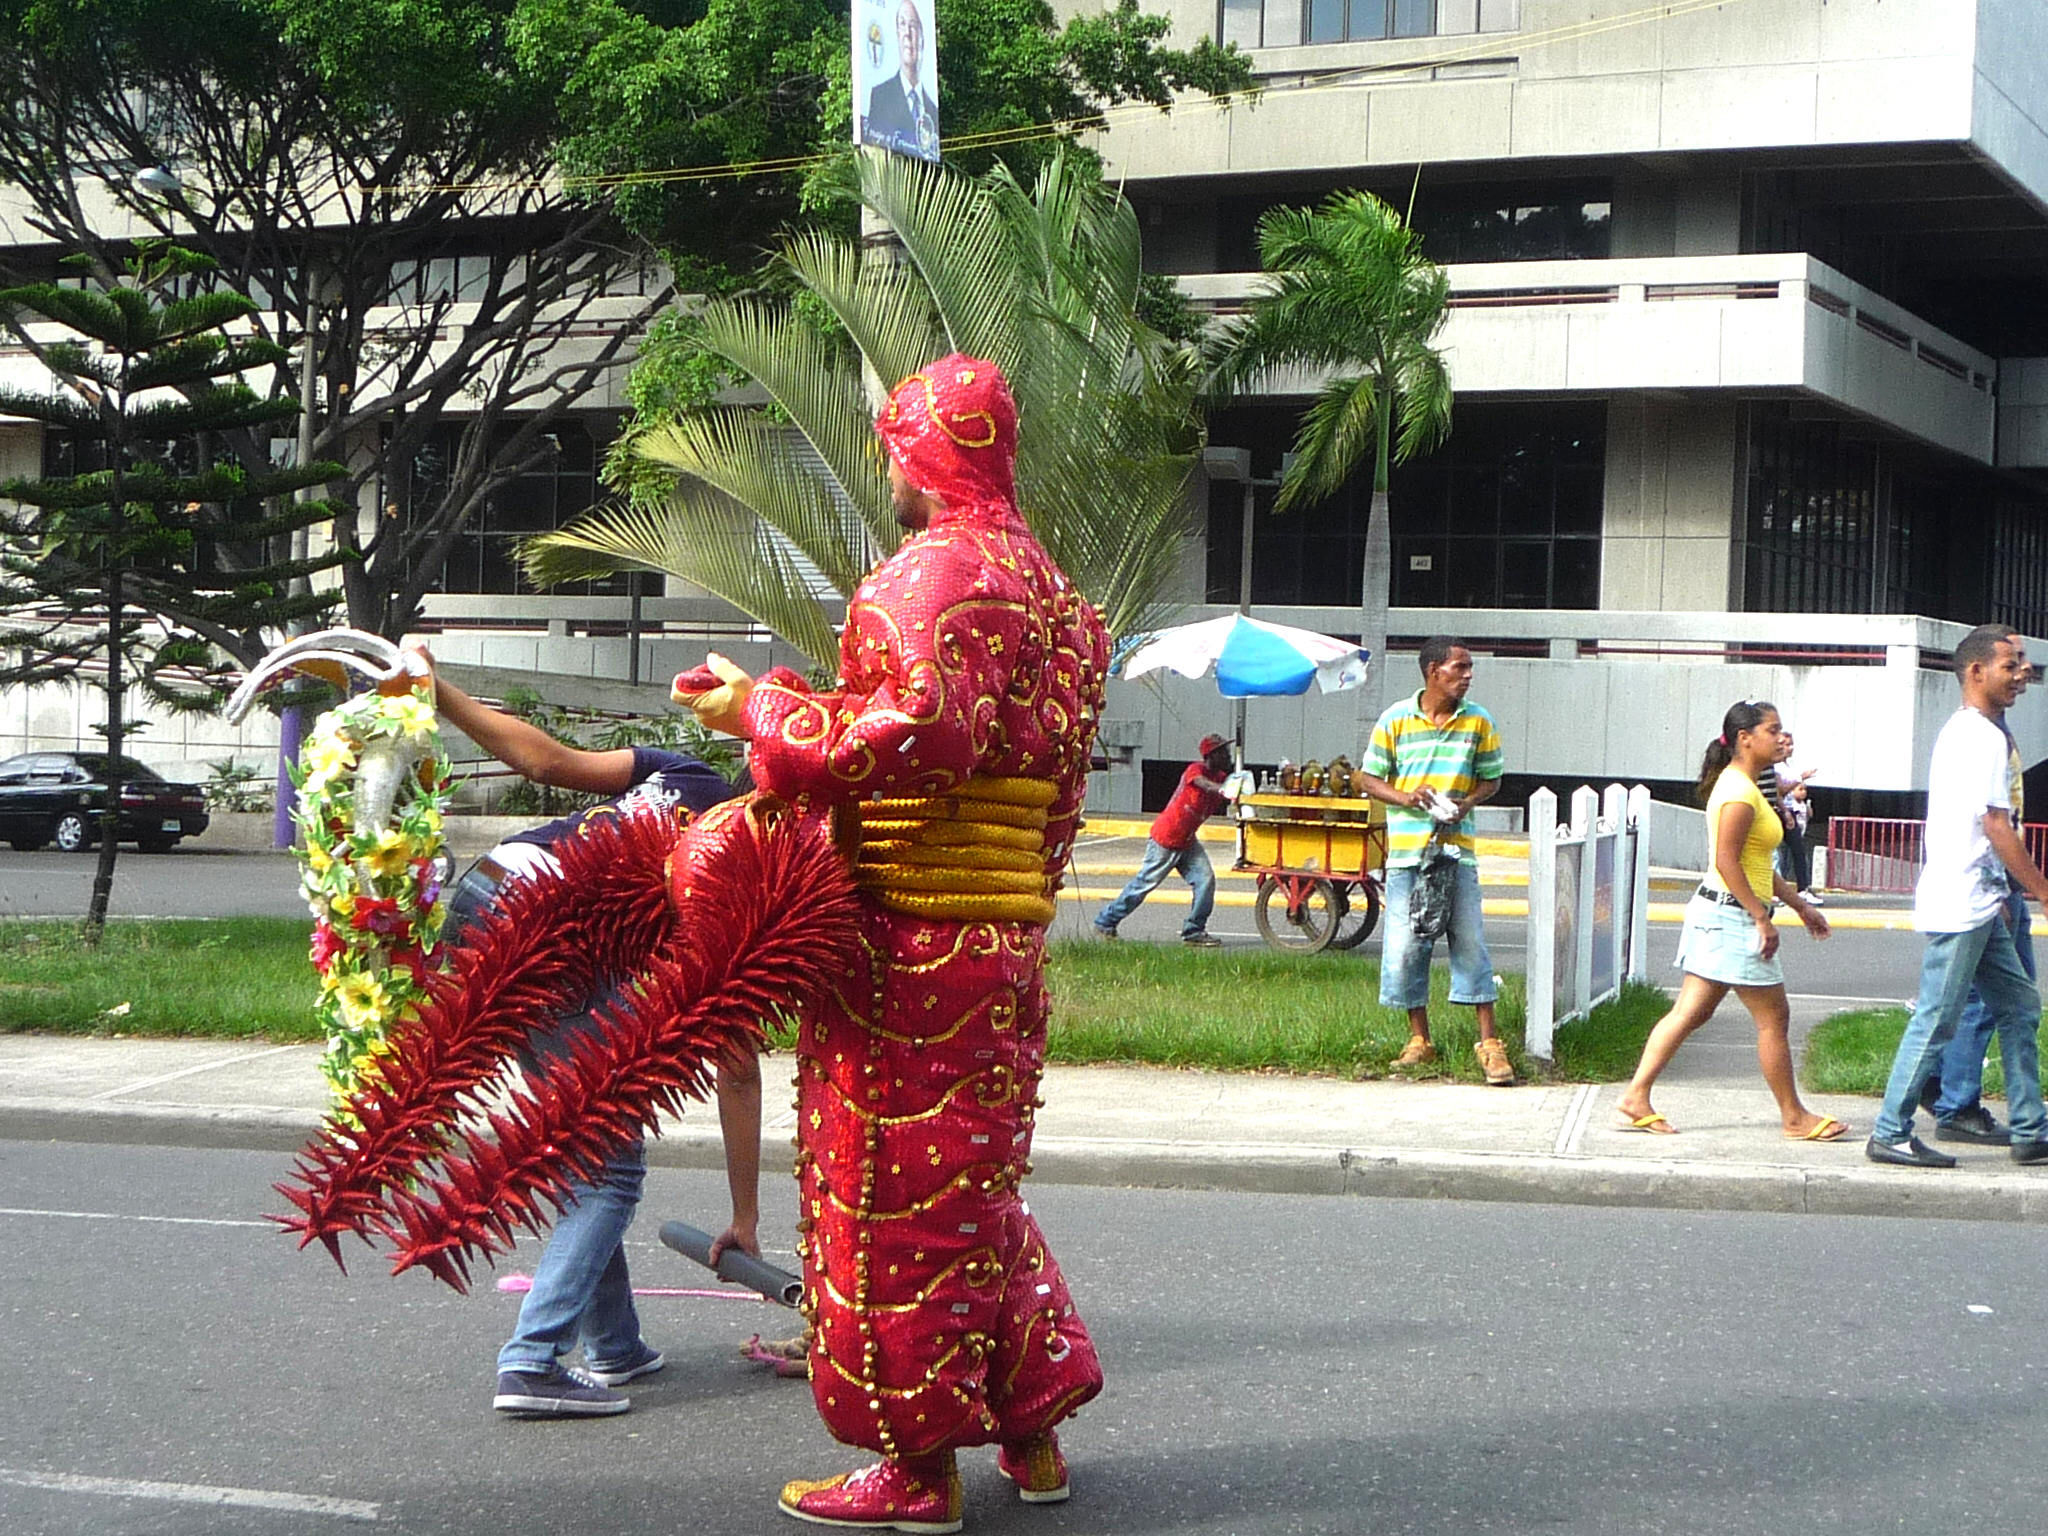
0, 752, 211, 853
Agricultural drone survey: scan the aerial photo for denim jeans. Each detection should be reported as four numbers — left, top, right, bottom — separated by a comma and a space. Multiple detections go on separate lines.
1095, 837, 1216, 938
1378, 860, 1497, 1010
1873, 909, 2046, 1146
1931, 888, 2039, 1120
447, 863, 651, 1376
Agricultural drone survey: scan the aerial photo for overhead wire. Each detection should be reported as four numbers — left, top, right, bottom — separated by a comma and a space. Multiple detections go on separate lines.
386, 0, 1762, 199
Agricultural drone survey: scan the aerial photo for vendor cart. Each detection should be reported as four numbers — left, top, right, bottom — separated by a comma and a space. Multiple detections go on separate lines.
1233, 792, 1388, 954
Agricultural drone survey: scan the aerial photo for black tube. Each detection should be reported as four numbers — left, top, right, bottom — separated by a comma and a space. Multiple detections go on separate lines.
658, 1220, 804, 1307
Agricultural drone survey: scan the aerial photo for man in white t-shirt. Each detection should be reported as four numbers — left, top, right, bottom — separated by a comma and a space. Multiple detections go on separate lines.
1869, 624, 2048, 1168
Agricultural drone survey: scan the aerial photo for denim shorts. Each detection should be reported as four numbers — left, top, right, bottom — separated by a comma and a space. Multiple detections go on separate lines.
1379, 860, 1497, 1010
1674, 893, 1785, 988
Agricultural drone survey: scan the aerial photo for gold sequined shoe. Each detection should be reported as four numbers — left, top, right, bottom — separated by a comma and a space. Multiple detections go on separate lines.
779, 1453, 963, 1533
997, 1431, 1070, 1504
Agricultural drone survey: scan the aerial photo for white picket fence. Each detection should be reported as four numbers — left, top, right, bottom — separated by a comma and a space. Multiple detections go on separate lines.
1524, 783, 1653, 1061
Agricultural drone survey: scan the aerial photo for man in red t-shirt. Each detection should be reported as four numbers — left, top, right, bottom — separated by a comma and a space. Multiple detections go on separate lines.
1094, 734, 1233, 947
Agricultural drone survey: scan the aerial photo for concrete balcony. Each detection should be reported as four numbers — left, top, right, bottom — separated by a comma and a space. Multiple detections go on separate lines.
1181, 253, 1998, 462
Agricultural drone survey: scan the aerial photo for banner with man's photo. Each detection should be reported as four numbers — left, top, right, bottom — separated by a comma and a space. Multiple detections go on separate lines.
854, 0, 941, 163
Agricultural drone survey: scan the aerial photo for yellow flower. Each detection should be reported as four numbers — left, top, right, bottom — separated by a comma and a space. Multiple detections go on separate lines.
333, 971, 389, 1032
380, 694, 437, 741
305, 733, 358, 778
363, 829, 411, 880
306, 840, 332, 874
329, 892, 356, 918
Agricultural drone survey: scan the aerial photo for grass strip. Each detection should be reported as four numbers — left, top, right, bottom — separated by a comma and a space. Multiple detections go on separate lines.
0, 919, 1672, 1084
1799, 1005, 2020, 1098
0, 917, 316, 1039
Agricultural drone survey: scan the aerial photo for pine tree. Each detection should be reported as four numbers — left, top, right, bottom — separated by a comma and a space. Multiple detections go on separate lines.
0, 242, 346, 940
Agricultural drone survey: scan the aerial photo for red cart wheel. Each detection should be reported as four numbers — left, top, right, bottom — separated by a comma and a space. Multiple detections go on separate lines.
1255, 875, 1341, 954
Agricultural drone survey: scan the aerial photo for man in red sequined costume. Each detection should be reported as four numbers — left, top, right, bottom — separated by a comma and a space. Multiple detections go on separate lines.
680, 356, 1107, 1533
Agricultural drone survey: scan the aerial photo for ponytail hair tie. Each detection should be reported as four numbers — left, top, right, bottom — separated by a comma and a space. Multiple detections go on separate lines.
1718, 733, 1728, 747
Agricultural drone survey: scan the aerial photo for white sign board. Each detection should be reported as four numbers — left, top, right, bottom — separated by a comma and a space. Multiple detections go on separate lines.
854, 0, 941, 163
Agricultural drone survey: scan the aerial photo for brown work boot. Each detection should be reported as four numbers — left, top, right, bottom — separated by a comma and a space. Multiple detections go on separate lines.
1392, 1036, 1437, 1069
1475, 1037, 1516, 1086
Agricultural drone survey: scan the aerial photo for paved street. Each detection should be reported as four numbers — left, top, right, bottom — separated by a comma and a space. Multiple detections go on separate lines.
5, 1140, 2048, 1534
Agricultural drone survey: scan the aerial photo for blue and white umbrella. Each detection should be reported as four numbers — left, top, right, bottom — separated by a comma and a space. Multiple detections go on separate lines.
1115, 615, 1371, 698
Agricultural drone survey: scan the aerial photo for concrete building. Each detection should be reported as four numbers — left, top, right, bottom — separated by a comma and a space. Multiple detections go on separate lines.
1083, 0, 2048, 812
8, 0, 2048, 824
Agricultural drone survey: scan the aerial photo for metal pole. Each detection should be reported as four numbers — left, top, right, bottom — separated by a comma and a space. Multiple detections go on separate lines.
1235, 479, 1254, 751
275, 277, 319, 850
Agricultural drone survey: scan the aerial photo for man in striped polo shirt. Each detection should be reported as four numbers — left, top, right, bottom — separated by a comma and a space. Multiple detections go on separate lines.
1356, 636, 1514, 1086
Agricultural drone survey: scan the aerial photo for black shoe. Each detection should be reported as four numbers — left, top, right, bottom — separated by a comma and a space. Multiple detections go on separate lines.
1936, 1106, 2010, 1146
2013, 1140, 2048, 1165
493, 1365, 630, 1417
1864, 1135, 1957, 1169
1181, 931, 1222, 948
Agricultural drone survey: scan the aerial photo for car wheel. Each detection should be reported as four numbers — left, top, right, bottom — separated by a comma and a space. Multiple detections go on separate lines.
9, 836, 49, 852
51, 811, 93, 852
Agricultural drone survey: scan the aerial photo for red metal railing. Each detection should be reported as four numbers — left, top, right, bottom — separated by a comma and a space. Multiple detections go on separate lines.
1827, 816, 2048, 893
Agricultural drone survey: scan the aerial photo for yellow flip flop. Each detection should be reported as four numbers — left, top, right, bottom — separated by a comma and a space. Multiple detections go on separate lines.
1787, 1114, 1849, 1142
1615, 1111, 1675, 1135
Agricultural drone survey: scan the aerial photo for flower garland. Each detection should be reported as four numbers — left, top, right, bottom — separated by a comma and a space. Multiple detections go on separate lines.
292, 681, 453, 1102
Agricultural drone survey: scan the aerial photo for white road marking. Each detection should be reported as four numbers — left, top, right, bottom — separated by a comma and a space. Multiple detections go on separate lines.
0, 1468, 378, 1521
88, 1044, 306, 1100
0, 1206, 272, 1229
1556, 1082, 1598, 1156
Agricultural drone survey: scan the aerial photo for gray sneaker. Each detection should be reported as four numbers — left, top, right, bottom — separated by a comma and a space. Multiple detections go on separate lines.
584, 1344, 665, 1386
1181, 931, 1222, 948
493, 1364, 630, 1417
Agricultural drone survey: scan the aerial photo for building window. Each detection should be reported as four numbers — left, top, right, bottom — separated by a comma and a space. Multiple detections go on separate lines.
1741, 408, 1878, 614
387, 419, 651, 598
1220, 0, 1515, 48
1205, 400, 1602, 611
1217, 178, 1609, 271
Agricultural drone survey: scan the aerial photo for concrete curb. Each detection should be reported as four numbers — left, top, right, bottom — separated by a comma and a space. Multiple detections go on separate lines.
8, 1097, 2044, 1226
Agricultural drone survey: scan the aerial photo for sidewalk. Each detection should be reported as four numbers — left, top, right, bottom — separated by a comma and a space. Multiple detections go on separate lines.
6, 1006, 2044, 1226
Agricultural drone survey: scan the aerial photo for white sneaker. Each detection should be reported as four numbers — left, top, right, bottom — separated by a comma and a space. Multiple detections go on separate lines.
1801, 890, 1826, 906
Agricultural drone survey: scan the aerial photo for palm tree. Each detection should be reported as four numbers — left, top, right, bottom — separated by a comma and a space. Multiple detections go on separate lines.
522, 147, 1206, 674
1212, 189, 1454, 717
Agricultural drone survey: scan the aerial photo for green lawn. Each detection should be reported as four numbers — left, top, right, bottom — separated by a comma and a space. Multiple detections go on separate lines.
0, 917, 315, 1038
1801, 1005, 2019, 1098
0, 917, 1671, 1083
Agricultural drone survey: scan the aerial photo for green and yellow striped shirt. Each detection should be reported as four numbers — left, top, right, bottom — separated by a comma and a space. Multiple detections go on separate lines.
1361, 692, 1505, 868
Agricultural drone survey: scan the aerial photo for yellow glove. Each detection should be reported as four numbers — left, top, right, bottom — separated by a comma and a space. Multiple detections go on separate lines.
672, 652, 754, 737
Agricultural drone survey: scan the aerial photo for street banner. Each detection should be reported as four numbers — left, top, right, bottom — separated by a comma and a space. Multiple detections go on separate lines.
854, 0, 941, 162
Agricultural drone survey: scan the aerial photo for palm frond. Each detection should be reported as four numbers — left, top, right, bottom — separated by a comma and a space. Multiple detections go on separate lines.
694, 298, 894, 548
776, 229, 944, 410
522, 490, 842, 674
1278, 373, 1383, 510
629, 407, 879, 597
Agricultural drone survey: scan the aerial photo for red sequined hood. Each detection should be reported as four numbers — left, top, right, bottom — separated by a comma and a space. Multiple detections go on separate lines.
874, 353, 1020, 527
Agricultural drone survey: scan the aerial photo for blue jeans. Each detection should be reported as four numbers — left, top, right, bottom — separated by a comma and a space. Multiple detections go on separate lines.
1932, 889, 2038, 1120
448, 865, 650, 1376
1096, 837, 1216, 938
1378, 860, 1497, 1010
1873, 910, 2046, 1145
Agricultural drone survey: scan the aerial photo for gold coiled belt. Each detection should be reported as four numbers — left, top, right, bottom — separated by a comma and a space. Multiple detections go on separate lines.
852, 776, 1059, 924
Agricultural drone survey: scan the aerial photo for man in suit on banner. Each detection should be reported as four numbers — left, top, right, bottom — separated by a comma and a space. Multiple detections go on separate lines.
863, 0, 940, 161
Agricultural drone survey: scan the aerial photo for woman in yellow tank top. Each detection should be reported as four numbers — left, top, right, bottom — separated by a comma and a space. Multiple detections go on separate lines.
1613, 701, 1841, 1140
